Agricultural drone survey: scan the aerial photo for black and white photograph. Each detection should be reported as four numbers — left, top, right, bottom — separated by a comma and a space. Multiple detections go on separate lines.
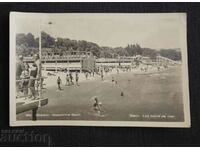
10, 12, 190, 127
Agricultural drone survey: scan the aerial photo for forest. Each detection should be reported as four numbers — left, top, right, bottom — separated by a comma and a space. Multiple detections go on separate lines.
16, 32, 182, 61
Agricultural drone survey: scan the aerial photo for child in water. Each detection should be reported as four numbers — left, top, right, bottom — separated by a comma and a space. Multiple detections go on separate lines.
93, 96, 102, 114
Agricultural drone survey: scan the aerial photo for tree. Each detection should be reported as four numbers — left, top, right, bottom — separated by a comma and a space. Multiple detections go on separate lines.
16, 33, 37, 47
141, 48, 157, 60
135, 44, 142, 55
26, 33, 36, 47
16, 33, 28, 46
114, 47, 128, 57
16, 31, 181, 60
41, 31, 55, 48
125, 44, 142, 56
159, 49, 181, 61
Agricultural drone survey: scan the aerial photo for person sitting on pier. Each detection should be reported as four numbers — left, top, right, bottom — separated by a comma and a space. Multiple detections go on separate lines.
47, 72, 56, 76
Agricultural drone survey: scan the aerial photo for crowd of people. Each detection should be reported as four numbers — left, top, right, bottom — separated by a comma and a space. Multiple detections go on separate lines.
56, 69, 99, 90
16, 53, 170, 101
56, 71, 80, 90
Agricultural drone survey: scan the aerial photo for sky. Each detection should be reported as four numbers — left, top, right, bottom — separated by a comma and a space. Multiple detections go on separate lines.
14, 13, 186, 50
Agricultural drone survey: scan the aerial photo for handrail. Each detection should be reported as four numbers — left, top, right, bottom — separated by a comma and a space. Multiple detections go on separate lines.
16, 77, 46, 82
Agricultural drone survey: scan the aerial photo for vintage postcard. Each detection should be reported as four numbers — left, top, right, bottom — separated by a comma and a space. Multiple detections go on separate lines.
10, 12, 190, 127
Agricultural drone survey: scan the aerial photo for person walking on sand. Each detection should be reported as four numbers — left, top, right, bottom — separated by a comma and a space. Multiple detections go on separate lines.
75, 71, 79, 86
112, 76, 114, 83
69, 72, 74, 85
92, 70, 95, 77
101, 70, 104, 81
65, 73, 70, 86
117, 68, 119, 74
57, 76, 62, 90
85, 72, 88, 80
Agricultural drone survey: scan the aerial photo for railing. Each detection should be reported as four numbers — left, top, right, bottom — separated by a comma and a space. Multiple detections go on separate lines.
23, 55, 87, 62
16, 77, 48, 121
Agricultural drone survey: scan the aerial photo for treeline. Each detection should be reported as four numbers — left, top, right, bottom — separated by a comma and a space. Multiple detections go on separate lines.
16, 32, 181, 61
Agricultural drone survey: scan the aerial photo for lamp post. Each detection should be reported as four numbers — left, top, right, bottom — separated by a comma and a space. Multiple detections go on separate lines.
39, 21, 42, 63
38, 21, 53, 98
39, 21, 53, 68
37, 20, 42, 98
47, 21, 57, 72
